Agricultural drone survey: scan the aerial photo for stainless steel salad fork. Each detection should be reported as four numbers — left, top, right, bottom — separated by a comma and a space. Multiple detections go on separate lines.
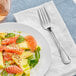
37, 7, 71, 64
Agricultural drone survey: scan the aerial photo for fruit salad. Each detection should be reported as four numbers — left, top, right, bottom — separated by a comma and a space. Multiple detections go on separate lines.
0, 32, 41, 76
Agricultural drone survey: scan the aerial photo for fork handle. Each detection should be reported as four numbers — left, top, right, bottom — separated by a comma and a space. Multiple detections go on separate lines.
47, 27, 71, 64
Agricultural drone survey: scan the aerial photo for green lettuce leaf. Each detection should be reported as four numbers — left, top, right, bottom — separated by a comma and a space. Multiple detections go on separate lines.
16, 36, 24, 43
5, 33, 15, 38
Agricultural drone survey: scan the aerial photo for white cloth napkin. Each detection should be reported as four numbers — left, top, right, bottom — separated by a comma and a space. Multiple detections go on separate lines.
14, 1, 76, 76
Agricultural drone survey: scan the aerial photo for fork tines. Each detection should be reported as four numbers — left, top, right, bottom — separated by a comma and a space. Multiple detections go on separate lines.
37, 7, 51, 28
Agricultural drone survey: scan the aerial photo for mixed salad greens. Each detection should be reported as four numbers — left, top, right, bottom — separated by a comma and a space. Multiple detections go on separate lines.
0, 32, 41, 76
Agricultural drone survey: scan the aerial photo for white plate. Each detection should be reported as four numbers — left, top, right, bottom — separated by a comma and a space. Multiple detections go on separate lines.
0, 22, 51, 76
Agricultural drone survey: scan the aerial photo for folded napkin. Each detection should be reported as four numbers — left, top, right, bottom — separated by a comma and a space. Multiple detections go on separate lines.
14, 1, 76, 76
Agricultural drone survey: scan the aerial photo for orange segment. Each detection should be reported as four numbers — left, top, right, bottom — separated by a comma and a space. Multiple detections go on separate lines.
5, 65, 23, 74
3, 52, 13, 62
0, 46, 24, 55
4, 46, 24, 55
25, 35, 37, 52
1, 37, 18, 45
0, 46, 4, 52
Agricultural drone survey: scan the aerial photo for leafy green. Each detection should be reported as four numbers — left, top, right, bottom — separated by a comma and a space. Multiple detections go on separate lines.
35, 47, 40, 59
5, 33, 15, 38
35, 46, 41, 60
1, 71, 8, 76
35, 51, 40, 59
28, 46, 41, 68
28, 59, 38, 68
22, 73, 25, 76
27, 55, 34, 60
16, 36, 24, 43
36, 46, 41, 51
